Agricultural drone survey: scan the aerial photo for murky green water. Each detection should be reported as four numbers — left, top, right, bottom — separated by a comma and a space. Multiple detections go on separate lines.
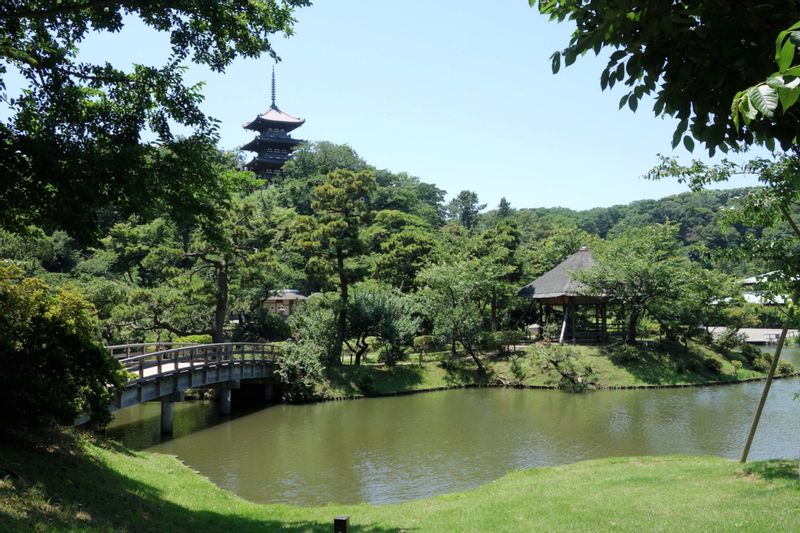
107, 347, 800, 506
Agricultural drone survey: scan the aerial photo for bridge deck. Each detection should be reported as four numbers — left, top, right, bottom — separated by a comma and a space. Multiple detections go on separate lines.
111, 342, 280, 411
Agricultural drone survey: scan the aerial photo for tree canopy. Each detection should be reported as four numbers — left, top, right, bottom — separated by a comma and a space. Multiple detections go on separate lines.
0, 0, 308, 241
530, 0, 800, 154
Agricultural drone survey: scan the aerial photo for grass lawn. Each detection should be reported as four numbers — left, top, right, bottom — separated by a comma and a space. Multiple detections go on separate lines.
318, 341, 780, 399
1, 430, 798, 532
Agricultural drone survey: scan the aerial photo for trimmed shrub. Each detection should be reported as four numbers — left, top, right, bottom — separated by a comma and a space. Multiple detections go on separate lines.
778, 361, 796, 377
752, 356, 772, 373
412, 335, 438, 364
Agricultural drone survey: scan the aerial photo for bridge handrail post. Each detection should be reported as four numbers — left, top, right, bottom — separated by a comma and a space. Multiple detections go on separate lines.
157, 352, 162, 376
138, 358, 144, 380
190, 347, 195, 370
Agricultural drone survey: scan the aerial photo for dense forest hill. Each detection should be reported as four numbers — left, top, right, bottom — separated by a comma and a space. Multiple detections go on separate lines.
0, 142, 781, 349
481, 187, 763, 274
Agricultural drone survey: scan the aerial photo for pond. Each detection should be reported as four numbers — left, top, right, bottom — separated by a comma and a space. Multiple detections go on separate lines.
107, 345, 800, 506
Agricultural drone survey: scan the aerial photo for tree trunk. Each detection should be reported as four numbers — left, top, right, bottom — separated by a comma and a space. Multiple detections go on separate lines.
464, 342, 484, 372
212, 261, 228, 344
333, 247, 347, 365
626, 307, 639, 345
490, 291, 498, 332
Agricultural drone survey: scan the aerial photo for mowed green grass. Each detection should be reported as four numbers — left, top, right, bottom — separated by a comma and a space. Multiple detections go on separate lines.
1, 431, 798, 532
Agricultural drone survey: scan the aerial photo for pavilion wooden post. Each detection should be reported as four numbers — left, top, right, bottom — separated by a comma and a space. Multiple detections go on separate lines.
601, 303, 607, 341
569, 297, 577, 344
740, 324, 789, 463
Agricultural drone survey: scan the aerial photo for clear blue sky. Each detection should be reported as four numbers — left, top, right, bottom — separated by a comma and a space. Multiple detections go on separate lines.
16, 0, 768, 210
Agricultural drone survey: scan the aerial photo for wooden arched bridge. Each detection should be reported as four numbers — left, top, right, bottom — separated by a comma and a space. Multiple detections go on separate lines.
100, 342, 281, 433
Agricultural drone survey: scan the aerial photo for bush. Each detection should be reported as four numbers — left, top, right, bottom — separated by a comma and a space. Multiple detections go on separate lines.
740, 343, 762, 363
0, 265, 126, 431
174, 334, 213, 344
412, 335, 438, 364
534, 345, 597, 392
354, 370, 376, 396
478, 331, 498, 352
275, 340, 323, 403
610, 345, 639, 365
377, 344, 406, 366
233, 309, 291, 342
703, 357, 723, 373
509, 355, 527, 384
778, 361, 796, 377
731, 360, 743, 375
713, 328, 747, 356
542, 322, 561, 343
752, 356, 772, 373
494, 330, 524, 355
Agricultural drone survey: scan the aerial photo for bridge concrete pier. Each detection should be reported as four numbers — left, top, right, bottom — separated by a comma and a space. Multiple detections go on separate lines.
217, 381, 240, 416
160, 391, 184, 435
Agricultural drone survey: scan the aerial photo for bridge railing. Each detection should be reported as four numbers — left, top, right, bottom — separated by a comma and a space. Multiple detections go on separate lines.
117, 342, 280, 382
106, 342, 199, 360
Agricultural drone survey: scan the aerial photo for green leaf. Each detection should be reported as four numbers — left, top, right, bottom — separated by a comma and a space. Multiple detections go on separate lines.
765, 136, 776, 152
619, 94, 629, 109
609, 50, 626, 62
748, 84, 779, 118
564, 48, 577, 67
790, 31, 800, 47
628, 95, 638, 112
671, 128, 682, 149
653, 98, 665, 116
683, 136, 695, 152
777, 39, 796, 71
778, 86, 800, 110
550, 51, 561, 74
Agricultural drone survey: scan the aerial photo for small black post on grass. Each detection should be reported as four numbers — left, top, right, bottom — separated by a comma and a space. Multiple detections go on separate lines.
333, 515, 349, 533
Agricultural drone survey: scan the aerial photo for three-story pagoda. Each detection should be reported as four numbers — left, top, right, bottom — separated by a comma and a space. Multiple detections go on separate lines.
241, 69, 305, 181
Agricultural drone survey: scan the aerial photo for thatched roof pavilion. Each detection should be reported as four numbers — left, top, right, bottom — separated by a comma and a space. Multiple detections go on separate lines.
517, 247, 607, 343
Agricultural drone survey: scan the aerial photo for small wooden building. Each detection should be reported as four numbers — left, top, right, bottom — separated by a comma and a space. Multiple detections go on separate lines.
517, 247, 607, 343
264, 289, 307, 316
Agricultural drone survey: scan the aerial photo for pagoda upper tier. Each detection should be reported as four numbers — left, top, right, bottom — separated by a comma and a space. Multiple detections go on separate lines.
242, 104, 305, 179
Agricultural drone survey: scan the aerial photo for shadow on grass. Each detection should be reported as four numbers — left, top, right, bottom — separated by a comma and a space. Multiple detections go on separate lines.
0, 431, 406, 533
441, 357, 493, 387
744, 460, 800, 486
324, 363, 427, 396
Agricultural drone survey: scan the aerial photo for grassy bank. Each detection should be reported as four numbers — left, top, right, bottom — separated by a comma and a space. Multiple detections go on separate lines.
317, 341, 783, 399
1, 430, 799, 532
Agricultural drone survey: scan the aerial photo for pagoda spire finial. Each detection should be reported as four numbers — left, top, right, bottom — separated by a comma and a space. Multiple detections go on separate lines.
271, 64, 277, 108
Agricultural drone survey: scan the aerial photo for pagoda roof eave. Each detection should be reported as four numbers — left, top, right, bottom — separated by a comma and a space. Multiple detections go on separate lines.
240, 137, 304, 152
242, 106, 305, 132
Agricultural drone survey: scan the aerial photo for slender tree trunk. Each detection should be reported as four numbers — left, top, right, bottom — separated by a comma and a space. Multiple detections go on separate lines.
334, 247, 347, 365
490, 291, 498, 332
626, 307, 639, 345
212, 261, 228, 344
464, 341, 484, 372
